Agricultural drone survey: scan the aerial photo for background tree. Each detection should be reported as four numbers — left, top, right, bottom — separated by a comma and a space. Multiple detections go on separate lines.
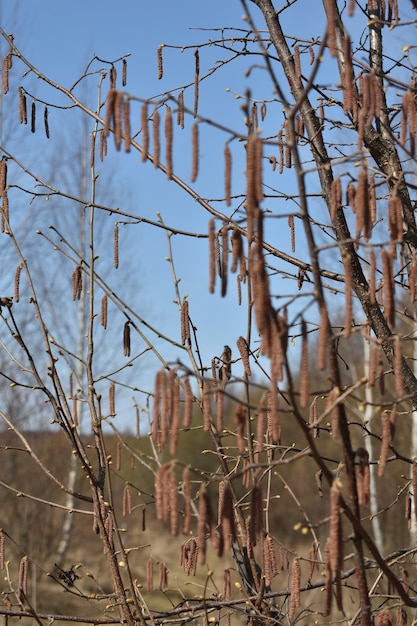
1, 2, 417, 626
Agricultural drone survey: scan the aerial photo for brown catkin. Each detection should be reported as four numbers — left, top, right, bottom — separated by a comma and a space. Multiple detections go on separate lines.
342, 35, 354, 114
193, 48, 199, 118
122, 484, 132, 517
177, 90, 185, 129
159, 562, 168, 590
324, 539, 333, 615
164, 105, 173, 179
72, 265, 83, 301
0, 157, 6, 195
330, 176, 342, 222
3, 53, 10, 94
191, 122, 199, 182
123, 321, 131, 357
109, 66, 117, 89
113, 223, 119, 269
237, 336, 251, 377
157, 44, 163, 79
18, 87, 27, 124
378, 410, 392, 477
181, 298, 190, 346
109, 381, 116, 416
14, 263, 22, 302
278, 127, 284, 174
183, 375, 193, 429
249, 482, 263, 547
181, 538, 198, 575
263, 535, 277, 587
208, 218, 216, 293
114, 91, 123, 151
231, 230, 243, 274
288, 214, 295, 252
324, 0, 337, 56
284, 119, 292, 168
224, 143, 232, 206
289, 557, 301, 619
18, 555, 28, 603
299, 319, 310, 408
123, 97, 131, 153
153, 107, 160, 168
101, 294, 108, 329
141, 102, 149, 161
376, 609, 393, 626
100, 132, 107, 161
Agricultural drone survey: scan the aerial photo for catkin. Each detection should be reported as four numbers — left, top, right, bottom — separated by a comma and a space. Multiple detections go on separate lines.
191, 122, 199, 182
31, 101, 36, 133
18, 555, 28, 603
224, 143, 232, 206
169, 372, 180, 455
208, 218, 216, 293
342, 35, 354, 114
1, 191, 9, 234
141, 102, 149, 161
3, 53, 11, 94
378, 411, 392, 477
289, 558, 301, 619
14, 263, 22, 302
236, 336, 251, 377
100, 132, 107, 161
122, 484, 132, 517
122, 58, 127, 86
288, 215, 295, 252
103, 89, 116, 139
193, 48, 199, 118
101, 294, 108, 329
181, 298, 190, 346
72, 265, 83, 301
153, 107, 160, 168
109, 66, 117, 89
123, 97, 131, 152
169, 469, 179, 535
44, 106, 50, 139
114, 91, 123, 151
376, 609, 393, 626
109, 381, 116, 416
249, 482, 263, 547
113, 223, 119, 269
164, 105, 173, 179
197, 484, 211, 564
157, 44, 163, 80
329, 482, 344, 610
177, 90, 185, 129
123, 321, 131, 357
324, 0, 337, 56
18, 87, 27, 124
221, 227, 228, 297
183, 375, 193, 429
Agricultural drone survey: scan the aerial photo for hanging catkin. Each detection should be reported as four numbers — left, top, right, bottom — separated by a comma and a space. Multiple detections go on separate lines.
114, 91, 123, 151
177, 90, 185, 129
122, 59, 127, 86
123, 97, 131, 152
191, 122, 199, 182
113, 223, 119, 269
109, 381, 116, 416
164, 105, 173, 179
123, 321, 131, 357
289, 557, 301, 619
18, 87, 27, 124
208, 218, 216, 293
193, 48, 199, 118
182, 466, 192, 535
181, 298, 190, 346
221, 227, 228, 297
18, 556, 28, 603
14, 263, 22, 302
141, 102, 149, 161
72, 265, 83, 301
183, 375, 193, 429
101, 295, 108, 329
31, 101, 36, 133
381, 249, 395, 327
355, 447, 370, 507
44, 106, 50, 139
157, 44, 164, 80
153, 107, 160, 168
224, 143, 232, 206
236, 336, 251, 377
